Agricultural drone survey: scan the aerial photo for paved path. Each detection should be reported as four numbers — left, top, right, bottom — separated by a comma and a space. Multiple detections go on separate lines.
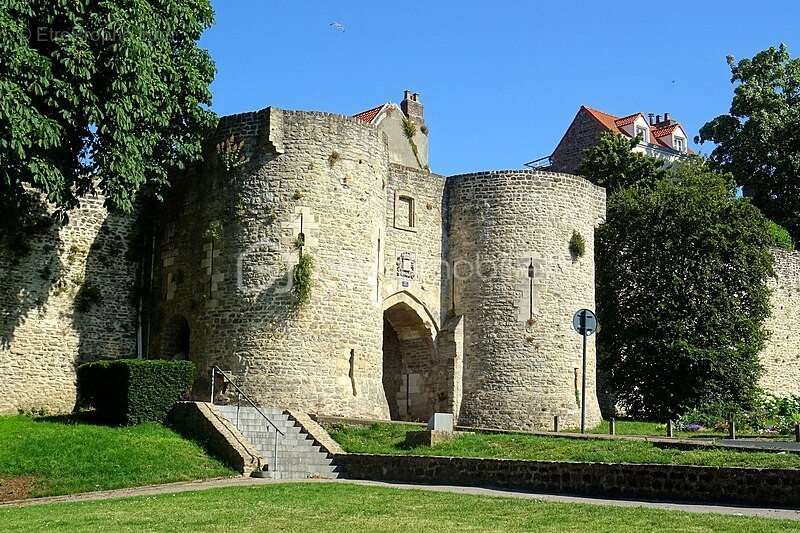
2, 476, 799, 521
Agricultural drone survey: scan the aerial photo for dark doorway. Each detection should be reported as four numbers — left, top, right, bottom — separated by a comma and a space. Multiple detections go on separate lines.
382, 302, 437, 421
161, 315, 190, 360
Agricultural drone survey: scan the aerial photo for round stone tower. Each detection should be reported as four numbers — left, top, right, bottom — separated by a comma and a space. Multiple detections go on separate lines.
154, 108, 390, 418
446, 170, 605, 430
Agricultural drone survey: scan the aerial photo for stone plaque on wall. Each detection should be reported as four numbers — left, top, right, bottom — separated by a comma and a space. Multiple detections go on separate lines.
396, 251, 416, 289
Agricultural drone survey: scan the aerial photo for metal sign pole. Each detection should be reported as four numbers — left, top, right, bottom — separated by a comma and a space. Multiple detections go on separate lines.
573, 308, 596, 435
580, 310, 588, 434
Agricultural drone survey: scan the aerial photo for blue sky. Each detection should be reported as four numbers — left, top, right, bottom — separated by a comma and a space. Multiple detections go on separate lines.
201, 1, 800, 176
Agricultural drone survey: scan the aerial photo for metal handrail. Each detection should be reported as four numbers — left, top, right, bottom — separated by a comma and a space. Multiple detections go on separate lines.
210, 366, 284, 473
523, 155, 553, 169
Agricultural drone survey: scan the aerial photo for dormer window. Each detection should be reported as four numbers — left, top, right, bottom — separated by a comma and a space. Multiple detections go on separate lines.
635, 125, 649, 143
674, 137, 685, 152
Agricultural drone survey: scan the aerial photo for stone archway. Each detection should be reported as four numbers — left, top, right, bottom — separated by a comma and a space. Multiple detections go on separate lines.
382, 292, 439, 421
161, 315, 190, 360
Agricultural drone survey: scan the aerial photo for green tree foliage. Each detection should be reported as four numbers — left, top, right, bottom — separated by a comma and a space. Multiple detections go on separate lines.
597, 160, 774, 419
768, 220, 794, 251
578, 132, 668, 192
0, 0, 216, 231
697, 44, 800, 241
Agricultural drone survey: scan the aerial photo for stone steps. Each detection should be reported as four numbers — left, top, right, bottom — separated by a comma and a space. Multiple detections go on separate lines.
214, 404, 340, 480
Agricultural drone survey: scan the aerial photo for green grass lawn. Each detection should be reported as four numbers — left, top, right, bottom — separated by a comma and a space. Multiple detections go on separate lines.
0, 483, 796, 532
326, 422, 800, 469
0, 415, 235, 498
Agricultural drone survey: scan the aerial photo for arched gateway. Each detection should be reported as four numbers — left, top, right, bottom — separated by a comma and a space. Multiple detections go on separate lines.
382, 292, 453, 421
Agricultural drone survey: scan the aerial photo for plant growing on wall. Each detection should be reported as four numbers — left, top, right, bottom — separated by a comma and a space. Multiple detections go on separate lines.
204, 220, 223, 242
569, 231, 586, 259
292, 254, 314, 306
402, 117, 417, 139
217, 135, 248, 175
402, 118, 424, 169
204, 220, 223, 296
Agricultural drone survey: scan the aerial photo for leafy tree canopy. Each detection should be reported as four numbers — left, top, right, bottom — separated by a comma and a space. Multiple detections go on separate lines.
578, 131, 668, 192
697, 44, 800, 241
0, 0, 216, 230
597, 159, 774, 419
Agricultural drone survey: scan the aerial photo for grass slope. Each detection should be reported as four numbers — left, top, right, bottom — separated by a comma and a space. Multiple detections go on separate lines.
0, 483, 796, 532
326, 422, 800, 469
0, 416, 234, 498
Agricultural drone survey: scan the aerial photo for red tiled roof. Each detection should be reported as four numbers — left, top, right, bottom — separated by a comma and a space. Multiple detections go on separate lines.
583, 106, 620, 132
353, 104, 386, 124
651, 124, 679, 137
582, 105, 688, 153
613, 113, 642, 127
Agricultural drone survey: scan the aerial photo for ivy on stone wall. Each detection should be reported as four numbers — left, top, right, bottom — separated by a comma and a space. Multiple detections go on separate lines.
292, 254, 314, 306
569, 231, 586, 259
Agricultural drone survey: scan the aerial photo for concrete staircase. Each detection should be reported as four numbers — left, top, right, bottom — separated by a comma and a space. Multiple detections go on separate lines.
214, 405, 339, 480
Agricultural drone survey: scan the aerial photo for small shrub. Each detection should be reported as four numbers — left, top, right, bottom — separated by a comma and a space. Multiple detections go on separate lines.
569, 230, 586, 259
402, 117, 416, 140
675, 401, 744, 432
675, 395, 800, 434
77, 359, 195, 424
768, 220, 794, 250
292, 254, 314, 306
217, 135, 248, 174
420, 124, 429, 135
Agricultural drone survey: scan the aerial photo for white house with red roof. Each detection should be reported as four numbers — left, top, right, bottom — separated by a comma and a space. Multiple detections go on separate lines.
534, 105, 691, 175
353, 91, 429, 170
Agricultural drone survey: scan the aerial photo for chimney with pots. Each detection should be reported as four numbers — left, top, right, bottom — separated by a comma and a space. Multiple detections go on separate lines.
401, 90, 424, 126
648, 113, 655, 125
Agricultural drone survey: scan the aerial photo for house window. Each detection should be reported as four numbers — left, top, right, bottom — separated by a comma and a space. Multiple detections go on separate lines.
395, 194, 415, 230
635, 126, 649, 143
674, 137, 685, 152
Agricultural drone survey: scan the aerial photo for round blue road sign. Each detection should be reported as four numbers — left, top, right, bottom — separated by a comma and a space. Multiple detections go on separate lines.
572, 309, 597, 336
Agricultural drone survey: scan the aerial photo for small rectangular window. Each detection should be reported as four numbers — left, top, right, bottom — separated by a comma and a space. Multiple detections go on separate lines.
396, 195, 415, 230
674, 137, 685, 152
635, 126, 649, 143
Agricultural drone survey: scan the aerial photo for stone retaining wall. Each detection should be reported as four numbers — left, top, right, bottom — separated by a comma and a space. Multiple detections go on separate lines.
334, 453, 800, 508
168, 401, 261, 475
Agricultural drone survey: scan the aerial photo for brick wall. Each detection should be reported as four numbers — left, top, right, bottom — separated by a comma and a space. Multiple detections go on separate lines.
550, 108, 607, 175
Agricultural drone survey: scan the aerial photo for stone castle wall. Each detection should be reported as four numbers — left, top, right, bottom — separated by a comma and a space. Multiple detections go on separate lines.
152, 108, 392, 418
382, 163, 446, 321
447, 170, 606, 430
760, 249, 800, 397
0, 196, 138, 414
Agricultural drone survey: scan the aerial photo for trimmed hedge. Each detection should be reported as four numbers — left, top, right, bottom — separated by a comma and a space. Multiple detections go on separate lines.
77, 359, 195, 425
